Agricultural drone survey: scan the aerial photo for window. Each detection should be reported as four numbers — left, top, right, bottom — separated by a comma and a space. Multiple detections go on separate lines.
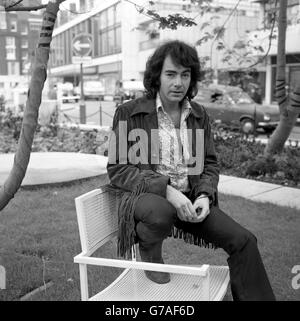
99, 11, 107, 29
107, 6, 114, 27
21, 39, 28, 48
79, 21, 87, 33
10, 20, 17, 32
6, 37, 15, 47
21, 22, 28, 34
107, 29, 115, 53
115, 26, 121, 52
6, 37, 16, 60
7, 61, 20, 75
289, 66, 300, 95
6, 48, 16, 60
115, 3, 121, 24
29, 21, 42, 31
0, 12, 7, 29
22, 51, 28, 60
210, 92, 224, 103
227, 91, 253, 104
287, 4, 299, 25
100, 31, 108, 56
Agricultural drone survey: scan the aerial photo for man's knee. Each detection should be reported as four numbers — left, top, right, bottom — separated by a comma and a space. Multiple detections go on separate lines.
134, 193, 177, 232
229, 229, 257, 255
153, 201, 177, 231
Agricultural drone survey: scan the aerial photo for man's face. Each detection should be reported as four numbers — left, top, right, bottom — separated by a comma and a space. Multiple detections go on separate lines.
159, 55, 191, 105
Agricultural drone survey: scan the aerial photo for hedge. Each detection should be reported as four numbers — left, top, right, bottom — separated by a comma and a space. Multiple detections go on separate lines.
1, 110, 299, 188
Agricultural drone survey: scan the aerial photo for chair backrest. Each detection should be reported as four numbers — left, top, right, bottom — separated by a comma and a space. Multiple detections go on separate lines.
75, 186, 119, 255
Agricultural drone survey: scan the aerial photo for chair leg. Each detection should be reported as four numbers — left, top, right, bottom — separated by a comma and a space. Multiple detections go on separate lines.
202, 268, 210, 301
79, 264, 89, 301
0, 265, 6, 290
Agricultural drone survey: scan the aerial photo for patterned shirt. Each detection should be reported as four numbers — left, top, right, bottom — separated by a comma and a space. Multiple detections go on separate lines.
155, 95, 191, 192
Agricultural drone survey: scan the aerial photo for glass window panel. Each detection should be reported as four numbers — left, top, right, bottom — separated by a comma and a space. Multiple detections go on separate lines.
115, 3, 121, 23
22, 51, 28, 60
29, 21, 41, 31
8, 62, 19, 75
6, 37, 15, 46
79, 22, 85, 33
21, 39, 28, 48
6, 48, 16, 60
107, 6, 114, 27
99, 11, 107, 29
0, 12, 7, 29
10, 20, 17, 32
115, 26, 121, 52
107, 29, 114, 54
21, 22, 28, 34
100, 32, 108, 56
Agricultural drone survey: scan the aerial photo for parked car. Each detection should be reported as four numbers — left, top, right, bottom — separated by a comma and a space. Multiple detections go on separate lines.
74, 81, 105, 100
62, 95, 80, 103
194, 84, 280, 134
56, 82, 80, 103
113, 80, 145, 106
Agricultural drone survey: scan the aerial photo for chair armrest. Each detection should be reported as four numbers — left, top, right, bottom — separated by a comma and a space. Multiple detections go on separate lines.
74, 253, 209, 277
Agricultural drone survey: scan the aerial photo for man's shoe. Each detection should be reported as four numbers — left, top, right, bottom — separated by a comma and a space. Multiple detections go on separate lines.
139, 243, 170, 284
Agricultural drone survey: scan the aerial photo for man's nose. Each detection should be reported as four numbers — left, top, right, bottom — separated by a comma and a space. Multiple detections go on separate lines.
174, 76, 182, 87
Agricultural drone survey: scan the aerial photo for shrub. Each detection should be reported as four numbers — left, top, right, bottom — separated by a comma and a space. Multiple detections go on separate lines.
245, 154, 278, 176
0, 109, 23, 139
0, 95, 5, 112
1, 114, 299, 188
212, 125, 299, 187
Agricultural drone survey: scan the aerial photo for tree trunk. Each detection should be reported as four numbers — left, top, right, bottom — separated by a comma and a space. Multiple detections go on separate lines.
0, 1, 60, 211
264, 0, 300, 156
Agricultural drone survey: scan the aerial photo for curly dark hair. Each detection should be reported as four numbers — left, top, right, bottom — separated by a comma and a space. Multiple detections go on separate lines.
143, 40, 201, 100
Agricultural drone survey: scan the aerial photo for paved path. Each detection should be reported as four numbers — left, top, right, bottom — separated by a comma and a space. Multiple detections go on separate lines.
0, 152, 299, 210
218, 175, 300, 210
0, 152, 107, 186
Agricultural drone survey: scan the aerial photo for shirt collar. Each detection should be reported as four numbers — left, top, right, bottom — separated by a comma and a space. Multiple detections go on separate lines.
156, 94, 192, 115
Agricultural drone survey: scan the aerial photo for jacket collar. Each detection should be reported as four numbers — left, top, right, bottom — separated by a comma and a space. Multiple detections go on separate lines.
130, 96, 203, 119
130, 97, 156, 117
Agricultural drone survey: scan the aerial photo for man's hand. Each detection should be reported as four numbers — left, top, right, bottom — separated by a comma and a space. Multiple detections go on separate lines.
192, 195, 210, 223
166, 185, 198, 222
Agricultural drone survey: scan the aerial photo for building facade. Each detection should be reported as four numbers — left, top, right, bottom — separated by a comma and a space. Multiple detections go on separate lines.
49, 0, 260, 97
0, 7, 42, 107
250, 0, 300, 105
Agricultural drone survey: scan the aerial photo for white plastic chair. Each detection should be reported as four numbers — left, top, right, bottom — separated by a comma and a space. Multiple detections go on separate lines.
74, 186, 230, 301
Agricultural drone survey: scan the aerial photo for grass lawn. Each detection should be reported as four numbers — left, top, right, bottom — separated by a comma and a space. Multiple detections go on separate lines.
0, 175, 299, 301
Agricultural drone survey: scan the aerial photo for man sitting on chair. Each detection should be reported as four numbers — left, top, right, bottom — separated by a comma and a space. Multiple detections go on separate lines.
107, 40, 275, 301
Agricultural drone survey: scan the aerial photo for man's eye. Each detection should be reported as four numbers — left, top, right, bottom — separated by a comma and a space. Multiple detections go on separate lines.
182, 74, 190, 78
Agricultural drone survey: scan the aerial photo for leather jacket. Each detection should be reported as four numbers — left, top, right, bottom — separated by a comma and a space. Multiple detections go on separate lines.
106, 96, 219, 257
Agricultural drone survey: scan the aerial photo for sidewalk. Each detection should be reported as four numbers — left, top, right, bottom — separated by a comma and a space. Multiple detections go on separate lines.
0, 152, 299, 210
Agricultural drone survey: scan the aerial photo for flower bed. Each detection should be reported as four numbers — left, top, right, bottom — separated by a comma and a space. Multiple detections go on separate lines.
213, 131, 300, 188
1, 110, 299, 189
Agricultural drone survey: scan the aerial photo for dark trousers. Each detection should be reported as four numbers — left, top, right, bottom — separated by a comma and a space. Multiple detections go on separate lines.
134, 192, 276, 301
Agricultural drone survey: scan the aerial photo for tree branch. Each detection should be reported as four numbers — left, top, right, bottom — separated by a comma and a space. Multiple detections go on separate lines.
6, 0, 23, 9
0, 0, 62, 211
4, 0, 66, 12
5, 5, 47, 11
